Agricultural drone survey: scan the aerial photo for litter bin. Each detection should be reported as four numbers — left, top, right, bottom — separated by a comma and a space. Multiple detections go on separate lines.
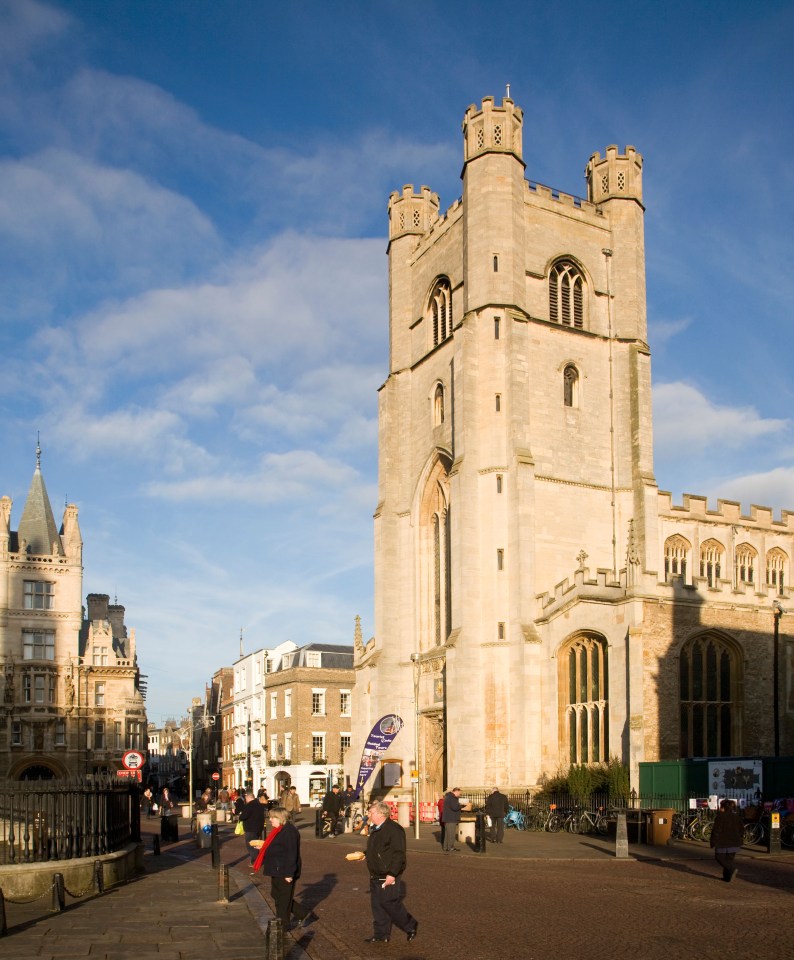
646, 808, 675, 846
196, 812, 212, 848
457, 816, 476, 844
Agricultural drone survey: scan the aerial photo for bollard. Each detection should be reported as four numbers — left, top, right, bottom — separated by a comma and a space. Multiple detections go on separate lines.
211, 824, 220, 868
315, 807, 323, 838
218, 863, 229, 903
93, 859, 104, 894
265, 918, 283, 959
51, 873, 65, 913
474, 811, 487, 854
615, 812, 629, 859
153, 835, 161, 856
0, 888, 7, 937
767, 812, 782, 854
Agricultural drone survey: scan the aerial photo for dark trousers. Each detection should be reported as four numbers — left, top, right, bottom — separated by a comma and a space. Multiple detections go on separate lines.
490, 817, 505, 843
369, 878, 416, 939
270, 876, 307, 925
244, 831, 260, 863
442, 821, 458, 851
715, 847, 739, 880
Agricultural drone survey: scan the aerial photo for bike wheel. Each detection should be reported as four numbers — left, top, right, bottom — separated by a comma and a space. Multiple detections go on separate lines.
566, 816, 580, 834
688, 819, 704, 841
781, 822, 794, 849
700, 821, 713, 842
593, 814, 608, 836
743, 821, 763, 846
547, 813, 563, 833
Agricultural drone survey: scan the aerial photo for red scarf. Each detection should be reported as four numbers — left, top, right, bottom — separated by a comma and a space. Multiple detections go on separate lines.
252, 824, 282, 873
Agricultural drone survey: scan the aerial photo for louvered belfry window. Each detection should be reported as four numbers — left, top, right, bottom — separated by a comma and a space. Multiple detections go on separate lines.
549, 260, 584, 328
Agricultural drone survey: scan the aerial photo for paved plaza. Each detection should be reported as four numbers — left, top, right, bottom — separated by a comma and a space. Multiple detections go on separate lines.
2, 815, 793, 959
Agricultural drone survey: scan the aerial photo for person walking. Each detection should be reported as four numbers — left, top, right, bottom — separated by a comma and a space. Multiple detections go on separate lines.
321, 784, 344, 836
710, 798, 744, 882
362, 800, 418, 944
142, 785, 154, 818
441, 787, 464, 852
484, 786, 510, 844
252, 806, 310, 930
239, 791, 267, 866
281, 785, 301, 821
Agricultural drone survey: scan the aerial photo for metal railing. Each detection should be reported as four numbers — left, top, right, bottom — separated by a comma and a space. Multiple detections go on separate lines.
0, 777, 138, 865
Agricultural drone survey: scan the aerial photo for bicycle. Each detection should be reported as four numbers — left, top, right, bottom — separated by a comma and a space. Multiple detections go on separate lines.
568, 807, 609, 836
504, 806, 526, 830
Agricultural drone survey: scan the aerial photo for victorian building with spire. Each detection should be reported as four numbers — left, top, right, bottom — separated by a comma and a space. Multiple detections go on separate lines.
0, 446, 147, 779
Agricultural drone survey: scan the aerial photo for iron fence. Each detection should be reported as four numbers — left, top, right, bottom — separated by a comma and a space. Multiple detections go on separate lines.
461, 789, 717, 817
0, 777, 139, 865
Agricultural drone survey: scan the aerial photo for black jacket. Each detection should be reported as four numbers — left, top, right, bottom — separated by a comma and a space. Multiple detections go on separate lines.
365, 817, 407, 878
262, 822, 301, 879
485, 791, 509, 819
322, 790, 344, 816
240, 798, 266, 834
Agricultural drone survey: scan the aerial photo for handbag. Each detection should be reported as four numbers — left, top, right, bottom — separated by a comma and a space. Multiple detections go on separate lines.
152, 802, 159, 813
235, 820, 245, 836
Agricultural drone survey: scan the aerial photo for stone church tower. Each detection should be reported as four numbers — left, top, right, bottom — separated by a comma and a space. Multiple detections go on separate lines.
353, 96, 793, 796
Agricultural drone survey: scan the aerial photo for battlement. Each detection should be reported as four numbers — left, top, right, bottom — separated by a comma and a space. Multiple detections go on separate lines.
658, 490, 794, 529
388, 184, 440, 242
462, 95, 523, 164
526, 179, 599, 216
585, 144, 643, 204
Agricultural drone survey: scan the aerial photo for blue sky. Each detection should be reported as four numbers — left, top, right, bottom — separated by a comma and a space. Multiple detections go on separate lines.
2, 0, 793, 723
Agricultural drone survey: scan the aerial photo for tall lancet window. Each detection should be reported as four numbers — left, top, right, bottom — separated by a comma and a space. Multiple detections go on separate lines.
419, 459, 452, 651
428, 277, 452, 347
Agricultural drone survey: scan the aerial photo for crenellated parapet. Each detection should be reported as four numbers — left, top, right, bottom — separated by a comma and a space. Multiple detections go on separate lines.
585, 144, 643, 205
462, 95, 523, 164
388, 184, 440, 243
658, 490, 794, 529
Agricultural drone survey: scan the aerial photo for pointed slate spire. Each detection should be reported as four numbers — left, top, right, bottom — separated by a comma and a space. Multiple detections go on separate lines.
17, 440, 63, 556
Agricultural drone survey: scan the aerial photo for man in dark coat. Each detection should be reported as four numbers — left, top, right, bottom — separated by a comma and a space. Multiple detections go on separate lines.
484, 786, 510, 844
441, 787, 464, 852
321, 784, 344, 836
362, 800, 418, 944
239, 791, 267, 865
710, 799, 745, 881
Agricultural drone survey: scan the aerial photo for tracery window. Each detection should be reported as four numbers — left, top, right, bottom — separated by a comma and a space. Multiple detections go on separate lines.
428, 278, 452, 347
664, 535, 690, 582
699, 539, 724, 588
767, 548, 787, 595
679, 634, 741, 758
549, 260, 585, 328
560, 634, 608, 764
563, 364, 579, 408
734, 543, 757, 587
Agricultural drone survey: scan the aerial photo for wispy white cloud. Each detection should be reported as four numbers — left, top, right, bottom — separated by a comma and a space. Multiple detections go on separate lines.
653, 381, 788, 457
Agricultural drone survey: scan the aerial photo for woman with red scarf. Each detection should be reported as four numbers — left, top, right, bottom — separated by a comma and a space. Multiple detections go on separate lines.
252, 806, 310, 929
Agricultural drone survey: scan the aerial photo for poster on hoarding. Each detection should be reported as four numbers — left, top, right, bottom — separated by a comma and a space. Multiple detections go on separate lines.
353, 714, 404, 799
708, 758, 763, 806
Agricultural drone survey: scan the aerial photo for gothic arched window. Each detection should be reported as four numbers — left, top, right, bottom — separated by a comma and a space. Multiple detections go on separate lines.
560, 634, 608, 764
549, 260, 585, 329
766, 548, 787, 595
699, 539, 724, 588
428, 277, 452, 347
563, 364, 579, 408
664, 535, 691, 582
734, 543, 757, 587
679, 633, 741, 758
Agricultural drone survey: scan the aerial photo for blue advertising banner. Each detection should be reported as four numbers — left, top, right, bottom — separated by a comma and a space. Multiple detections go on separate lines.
353, 714, 404, 798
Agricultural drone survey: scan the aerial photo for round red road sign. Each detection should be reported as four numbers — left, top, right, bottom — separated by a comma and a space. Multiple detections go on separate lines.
211, 772, 220, 781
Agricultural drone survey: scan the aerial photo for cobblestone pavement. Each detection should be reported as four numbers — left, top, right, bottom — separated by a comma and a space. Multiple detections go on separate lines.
2, 816, 793, 960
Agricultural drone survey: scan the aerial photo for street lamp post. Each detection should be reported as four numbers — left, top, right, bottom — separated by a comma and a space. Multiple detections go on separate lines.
246, 715, 253, 791
410, 653, 421, 840
773, 601, 785, 757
